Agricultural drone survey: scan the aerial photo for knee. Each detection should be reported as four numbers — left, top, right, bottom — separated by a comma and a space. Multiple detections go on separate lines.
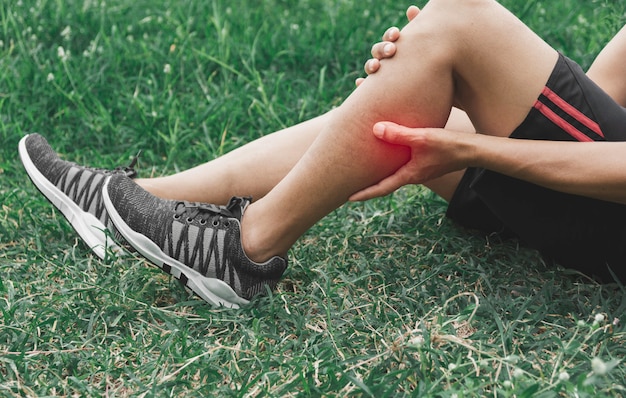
406, 0, 498, 50
425, 0, 492, 15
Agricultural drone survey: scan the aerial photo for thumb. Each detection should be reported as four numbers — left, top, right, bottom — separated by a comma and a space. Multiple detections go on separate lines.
373, 122, 416, 145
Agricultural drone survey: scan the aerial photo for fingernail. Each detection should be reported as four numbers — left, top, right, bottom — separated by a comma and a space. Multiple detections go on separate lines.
384, 43, 394, 55
373, 123, 385, 137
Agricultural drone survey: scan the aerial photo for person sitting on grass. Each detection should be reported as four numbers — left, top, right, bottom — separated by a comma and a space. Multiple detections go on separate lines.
20, 1, 626, 308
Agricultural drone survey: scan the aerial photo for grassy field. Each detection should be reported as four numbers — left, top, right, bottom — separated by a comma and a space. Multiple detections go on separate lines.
2, 0, 626, 396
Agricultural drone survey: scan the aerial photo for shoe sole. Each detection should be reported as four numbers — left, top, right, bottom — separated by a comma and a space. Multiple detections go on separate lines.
18, 134, 122, 260
102, 177, 249, 308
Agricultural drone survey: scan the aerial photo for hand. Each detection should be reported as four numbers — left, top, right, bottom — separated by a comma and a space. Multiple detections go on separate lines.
349, 122, 472, 201
355, 5, 420, 86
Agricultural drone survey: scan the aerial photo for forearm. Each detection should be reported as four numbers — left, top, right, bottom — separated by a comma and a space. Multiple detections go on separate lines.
469, 134, 626, 204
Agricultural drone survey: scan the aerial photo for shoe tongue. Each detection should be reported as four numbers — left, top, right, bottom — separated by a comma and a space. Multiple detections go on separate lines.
225, 196, 251, 220
116, 150, 141, 178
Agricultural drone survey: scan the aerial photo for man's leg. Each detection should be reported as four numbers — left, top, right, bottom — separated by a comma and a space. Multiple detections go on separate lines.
241, 0, 559, 261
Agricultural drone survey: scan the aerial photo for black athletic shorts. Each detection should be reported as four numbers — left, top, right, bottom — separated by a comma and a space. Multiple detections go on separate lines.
446, 53, 626, 282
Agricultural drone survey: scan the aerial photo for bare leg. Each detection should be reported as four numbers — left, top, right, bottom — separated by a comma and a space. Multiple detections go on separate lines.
242, 0, 558, 261
587, 25, 626, 107
136, 112, 331, 204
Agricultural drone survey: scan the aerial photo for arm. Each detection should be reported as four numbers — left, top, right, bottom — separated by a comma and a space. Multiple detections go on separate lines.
350, 122, 626, 205
472, 134, 626, 204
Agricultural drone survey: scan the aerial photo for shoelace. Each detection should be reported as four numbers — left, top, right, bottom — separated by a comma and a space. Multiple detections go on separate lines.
169, 198, 250, 278
174, 202, 237, 226
173, 197, 247, 225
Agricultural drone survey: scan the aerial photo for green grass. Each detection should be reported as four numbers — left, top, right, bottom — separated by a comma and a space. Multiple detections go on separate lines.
1, 0, 626, 396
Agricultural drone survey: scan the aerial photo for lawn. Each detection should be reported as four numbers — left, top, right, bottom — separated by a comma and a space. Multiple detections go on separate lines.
1, 0, 626, 396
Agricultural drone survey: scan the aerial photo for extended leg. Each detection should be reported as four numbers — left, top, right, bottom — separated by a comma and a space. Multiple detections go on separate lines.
136, 112, 331, 204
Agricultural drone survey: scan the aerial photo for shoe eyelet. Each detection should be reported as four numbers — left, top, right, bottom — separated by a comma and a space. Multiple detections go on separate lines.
212, 220, 220, 227
173, 214, 181, 220
223, 221, 230, 227
186, 217, 194, 223
199, 219, 207, 225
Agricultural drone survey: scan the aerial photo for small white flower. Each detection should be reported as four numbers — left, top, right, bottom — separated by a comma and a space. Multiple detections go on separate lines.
60, 25, 71, 40
57, 46, 69, 61
512, 368, 524, 378
558, 371, 570, 381
448, 363, 457, 371
46, 73, 54, 82
503, 380, 513, 389
409, 335, 424, 347
577, 320, 586, 327
163, 63, 171, 74
594, 313, 605, 323
591, 357, 607, 376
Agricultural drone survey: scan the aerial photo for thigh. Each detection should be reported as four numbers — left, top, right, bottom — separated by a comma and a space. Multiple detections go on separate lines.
409, 0, 559, 137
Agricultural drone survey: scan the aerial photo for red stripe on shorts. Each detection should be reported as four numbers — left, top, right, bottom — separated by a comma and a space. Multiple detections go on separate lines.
540, 86, 604, 138
533, 101, 594, 142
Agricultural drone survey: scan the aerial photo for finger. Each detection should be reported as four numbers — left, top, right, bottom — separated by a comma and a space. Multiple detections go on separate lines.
349, 172, 408, 201
382, 26, 400, 42
373, 122, 419, 145
370, 42, 386, 59
355, 77, 365, 87
406, 5, 420, 21
370, 42, 396, 60
364, 58, 380, 75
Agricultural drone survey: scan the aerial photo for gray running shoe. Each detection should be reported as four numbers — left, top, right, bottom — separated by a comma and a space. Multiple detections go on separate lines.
102, 174, 288, 308
19, 134, 138, 259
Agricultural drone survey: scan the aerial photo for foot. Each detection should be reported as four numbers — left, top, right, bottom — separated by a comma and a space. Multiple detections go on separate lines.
102, 174, 288, 308
18, 134, 138, 259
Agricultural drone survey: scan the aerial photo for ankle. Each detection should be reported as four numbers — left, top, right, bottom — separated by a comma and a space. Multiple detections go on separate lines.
240, 205, 286, 263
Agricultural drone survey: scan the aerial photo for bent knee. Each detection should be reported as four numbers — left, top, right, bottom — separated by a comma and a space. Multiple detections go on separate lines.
406, 0, 510, 55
